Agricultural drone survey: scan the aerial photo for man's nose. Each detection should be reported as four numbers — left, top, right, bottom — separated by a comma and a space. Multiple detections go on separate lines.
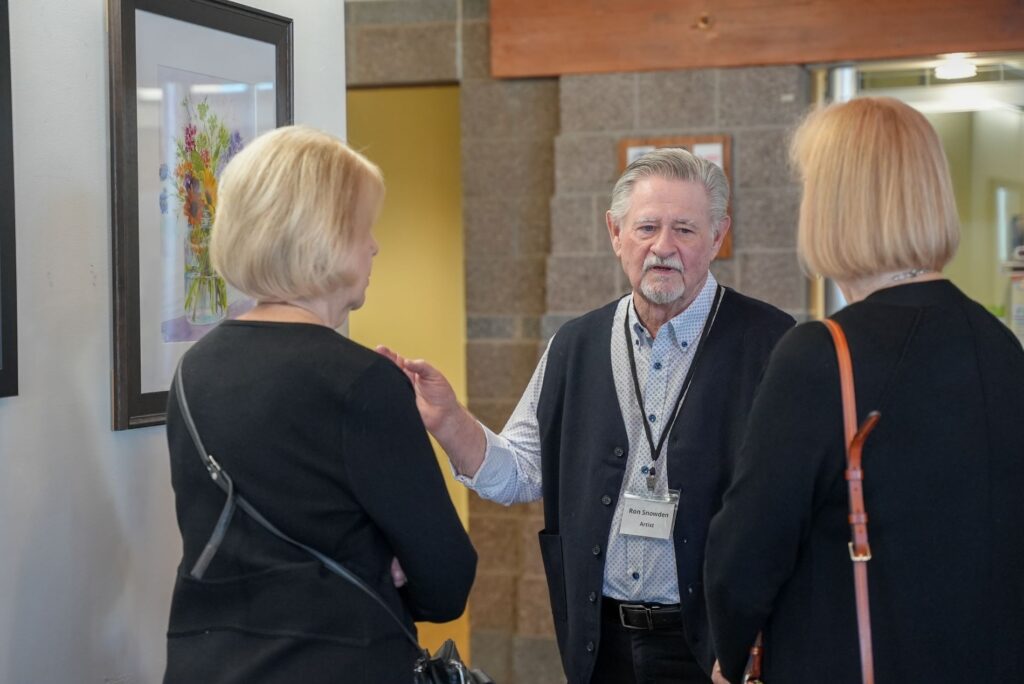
651, 227, 675, 255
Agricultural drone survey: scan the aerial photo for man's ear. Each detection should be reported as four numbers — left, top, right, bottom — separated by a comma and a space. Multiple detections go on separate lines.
711, 216, 731, 256
607, 211, 622, 256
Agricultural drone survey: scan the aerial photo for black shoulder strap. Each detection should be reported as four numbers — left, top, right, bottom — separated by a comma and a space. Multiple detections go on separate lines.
172, 356, 422, 651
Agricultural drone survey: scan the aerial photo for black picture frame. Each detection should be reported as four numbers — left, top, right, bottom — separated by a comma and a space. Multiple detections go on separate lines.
0, 0, 16, 399
108, 0, 292, 429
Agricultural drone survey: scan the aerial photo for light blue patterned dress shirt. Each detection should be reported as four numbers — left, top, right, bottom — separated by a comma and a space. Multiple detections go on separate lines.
456, 275, 719, 605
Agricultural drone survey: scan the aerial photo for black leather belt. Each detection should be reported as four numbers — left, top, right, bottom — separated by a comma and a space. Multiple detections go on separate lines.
602, 597, 683, 630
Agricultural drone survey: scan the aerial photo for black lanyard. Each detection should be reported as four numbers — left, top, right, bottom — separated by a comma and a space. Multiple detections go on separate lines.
623, 285, 724, 482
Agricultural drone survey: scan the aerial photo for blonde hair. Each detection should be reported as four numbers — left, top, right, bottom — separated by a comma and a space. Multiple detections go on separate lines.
211, 125, 384, 301
790, 97, 959, 280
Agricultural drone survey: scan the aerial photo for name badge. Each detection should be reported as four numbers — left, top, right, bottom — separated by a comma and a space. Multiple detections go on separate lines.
618, 490, 679, 540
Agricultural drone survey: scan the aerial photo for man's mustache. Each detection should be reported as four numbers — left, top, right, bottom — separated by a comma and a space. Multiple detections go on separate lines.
643, 255, 683, 273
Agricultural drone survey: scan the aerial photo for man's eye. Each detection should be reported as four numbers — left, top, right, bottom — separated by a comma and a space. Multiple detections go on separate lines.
638, 225, 656, 234
674, 226, 694, 234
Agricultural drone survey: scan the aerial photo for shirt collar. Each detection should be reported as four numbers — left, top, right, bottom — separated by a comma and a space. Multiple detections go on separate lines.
629, 273, 719, 349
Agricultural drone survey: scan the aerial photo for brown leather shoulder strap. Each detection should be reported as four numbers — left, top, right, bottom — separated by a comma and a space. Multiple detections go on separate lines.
821, 319, 880, 684
743, 321, 881, 684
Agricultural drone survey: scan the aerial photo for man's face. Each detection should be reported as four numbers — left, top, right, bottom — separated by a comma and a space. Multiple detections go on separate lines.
607, 176, 729, 312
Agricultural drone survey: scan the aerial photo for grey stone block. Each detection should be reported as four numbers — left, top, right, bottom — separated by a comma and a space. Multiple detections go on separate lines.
462, 138, 554, 198
467, 315, 518, 339
550, 194, 600, 254
461, 21, 490, 80
512, 635, 564, 684
560, 73, 637, 132
347, 23, 457, 86
710, 258, 739, 290
466, 255, 546, 314
554, 134, 620, 194
734, 127, 795, 190
520, 315, 541, 338
470, 572, 518, 631
470, 630, 513, 684
636, 69, 716, 129
467, 341, 543, 399
718, 66, 810, 127
546, 254, 622, 313
518, 213, 550, 257
463, 195, 549, 258
467, 399, 519, 433
345, 0, 456, 26
461, 78, 559, 138
516, 576, 557, 637
541, 313, 576, 341
463, 0, 490, 20
464, 197, 517, 257
738, 251, 809, 311
732, 186, 800, 250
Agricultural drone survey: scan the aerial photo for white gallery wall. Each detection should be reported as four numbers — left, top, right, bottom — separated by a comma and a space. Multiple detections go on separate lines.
0, 1, 346, 681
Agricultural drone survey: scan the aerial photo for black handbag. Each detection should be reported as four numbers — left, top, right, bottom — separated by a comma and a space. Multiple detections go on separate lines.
414, 638, 493, 684
173, 359, 494, 684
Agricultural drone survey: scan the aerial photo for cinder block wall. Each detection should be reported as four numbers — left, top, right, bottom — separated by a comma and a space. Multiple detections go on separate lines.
458, 8, 564, 684
348, 4, 810, 682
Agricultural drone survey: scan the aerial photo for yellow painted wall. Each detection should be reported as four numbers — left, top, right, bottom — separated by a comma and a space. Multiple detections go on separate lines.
346, 86, 470, 656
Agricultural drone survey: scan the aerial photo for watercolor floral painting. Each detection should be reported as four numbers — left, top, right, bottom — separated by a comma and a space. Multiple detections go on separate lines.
160, 96, 244, 329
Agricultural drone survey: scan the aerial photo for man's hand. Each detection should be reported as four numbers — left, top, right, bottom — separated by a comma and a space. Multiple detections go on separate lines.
376, 345, 460, 435
376, 345, 487, 477
712, 659, 731, 684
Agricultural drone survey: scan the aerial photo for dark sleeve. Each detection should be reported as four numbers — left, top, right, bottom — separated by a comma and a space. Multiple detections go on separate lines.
704, 322, 842, 683
341, 359, 477, 623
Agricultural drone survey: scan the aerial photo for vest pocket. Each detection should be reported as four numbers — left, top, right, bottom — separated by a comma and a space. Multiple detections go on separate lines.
538, 530, 568, 623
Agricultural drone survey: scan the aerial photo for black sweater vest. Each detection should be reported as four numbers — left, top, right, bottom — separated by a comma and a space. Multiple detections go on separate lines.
535, 289, 793, 683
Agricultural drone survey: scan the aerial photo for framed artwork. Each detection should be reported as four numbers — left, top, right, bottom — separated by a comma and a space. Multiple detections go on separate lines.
617, 135, 733, 259
0, 0, 16, 399
993, 180, 1024, 262
108, 0, 292, 429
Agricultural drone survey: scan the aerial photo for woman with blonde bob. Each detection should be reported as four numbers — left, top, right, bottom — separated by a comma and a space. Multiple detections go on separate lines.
162, 125, 476, 683
704, 97, 1024, 683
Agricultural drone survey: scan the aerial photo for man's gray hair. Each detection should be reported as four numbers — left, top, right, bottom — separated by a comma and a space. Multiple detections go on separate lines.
608, 148, 730, 231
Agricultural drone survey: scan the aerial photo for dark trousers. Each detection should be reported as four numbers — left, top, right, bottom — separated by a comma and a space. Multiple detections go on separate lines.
591, 600, 712, 684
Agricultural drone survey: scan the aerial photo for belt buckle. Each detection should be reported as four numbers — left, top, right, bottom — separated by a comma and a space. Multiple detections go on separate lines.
618, 603, 653, 630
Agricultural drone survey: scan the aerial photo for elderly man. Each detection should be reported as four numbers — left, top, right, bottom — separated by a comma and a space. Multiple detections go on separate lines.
380, 148, 794, 684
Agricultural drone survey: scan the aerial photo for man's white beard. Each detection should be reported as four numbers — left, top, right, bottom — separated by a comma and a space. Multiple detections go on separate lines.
640, 255, 685, 305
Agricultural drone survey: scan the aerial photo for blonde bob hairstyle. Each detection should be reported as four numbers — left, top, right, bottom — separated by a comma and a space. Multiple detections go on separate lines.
211, 125, 383, 301
790, 96, 959, 281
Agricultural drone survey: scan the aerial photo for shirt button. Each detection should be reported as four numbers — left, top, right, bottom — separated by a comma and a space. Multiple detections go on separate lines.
588, 591, 597, 603
592, 545, 601, 556
653, 361, 662, 370
614, 447, 625, 458
632, 571, 640, 580
648, 414, 656, 423
586, 641, 595, 653
681, 340, 689, 348
601, 495, 612, 506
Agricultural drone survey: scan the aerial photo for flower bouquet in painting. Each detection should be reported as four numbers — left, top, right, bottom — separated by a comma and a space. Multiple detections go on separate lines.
161, 97, 243, 325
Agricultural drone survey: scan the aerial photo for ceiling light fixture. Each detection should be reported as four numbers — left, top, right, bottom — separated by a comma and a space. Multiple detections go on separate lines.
935, 53, 978, 80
